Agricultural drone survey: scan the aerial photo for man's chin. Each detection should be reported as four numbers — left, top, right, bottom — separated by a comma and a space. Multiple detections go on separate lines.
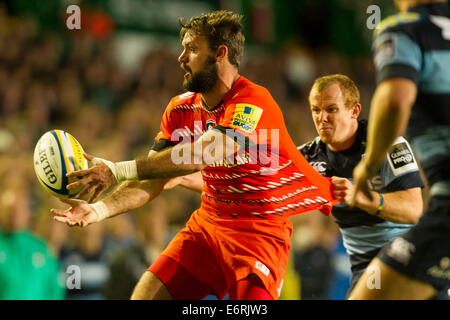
319, 135, 333, 144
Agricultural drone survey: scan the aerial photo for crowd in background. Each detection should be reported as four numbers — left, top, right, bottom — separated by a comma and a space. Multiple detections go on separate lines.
0, 3, 377, 299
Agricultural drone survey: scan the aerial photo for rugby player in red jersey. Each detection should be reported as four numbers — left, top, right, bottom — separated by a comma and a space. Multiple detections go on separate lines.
52, 11, 337, 300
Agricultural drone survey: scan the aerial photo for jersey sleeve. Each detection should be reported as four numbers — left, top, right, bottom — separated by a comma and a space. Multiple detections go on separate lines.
373, 30, 423, 84
378, 136, 424, 191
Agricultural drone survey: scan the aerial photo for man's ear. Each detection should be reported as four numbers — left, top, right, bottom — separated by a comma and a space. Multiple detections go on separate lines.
215, 45, 228, 62
352, 103, 362, 118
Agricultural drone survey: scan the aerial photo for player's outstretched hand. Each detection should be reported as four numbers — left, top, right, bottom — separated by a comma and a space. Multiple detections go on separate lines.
350, 161, 374, 207
51, 199, 97, 227
66, 153, 118, 203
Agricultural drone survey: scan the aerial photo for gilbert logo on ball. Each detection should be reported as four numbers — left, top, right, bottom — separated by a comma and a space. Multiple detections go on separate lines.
33, 130, 88, 198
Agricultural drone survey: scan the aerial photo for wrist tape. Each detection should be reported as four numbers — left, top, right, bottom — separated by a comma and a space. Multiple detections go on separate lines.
91, 201, 110, 222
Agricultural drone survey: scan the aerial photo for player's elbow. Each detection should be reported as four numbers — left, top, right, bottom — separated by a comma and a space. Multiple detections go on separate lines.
406, 196, 423, 224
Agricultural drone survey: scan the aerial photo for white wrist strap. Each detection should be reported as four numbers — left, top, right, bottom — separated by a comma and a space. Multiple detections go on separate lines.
91, 201, 110, 222
91, 158, 138, 182
115, 160, 138, 181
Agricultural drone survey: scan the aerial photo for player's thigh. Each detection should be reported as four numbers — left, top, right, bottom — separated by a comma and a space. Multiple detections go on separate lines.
131, 270, 173, 300
349, 258, 436, 300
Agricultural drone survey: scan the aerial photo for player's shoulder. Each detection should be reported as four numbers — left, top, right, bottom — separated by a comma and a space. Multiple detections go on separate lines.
229, 77, 273, 104
374, 11, 423, 38
168, 91, 202, 109
298, 136, 322, 157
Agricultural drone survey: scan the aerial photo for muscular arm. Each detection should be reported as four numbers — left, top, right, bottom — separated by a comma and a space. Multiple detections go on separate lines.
351, 78, 417, 204
364, 78, 417, 169
333, 177, 422, 224
136, 129, 239, 180
100, 179, 168, 218
355, 187, 422, 224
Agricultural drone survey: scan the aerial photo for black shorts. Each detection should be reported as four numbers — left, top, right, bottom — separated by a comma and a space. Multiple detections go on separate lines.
378, 196, 450, 295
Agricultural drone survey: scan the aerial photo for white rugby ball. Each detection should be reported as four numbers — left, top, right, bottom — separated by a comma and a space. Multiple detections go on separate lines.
33, 129, 88, 198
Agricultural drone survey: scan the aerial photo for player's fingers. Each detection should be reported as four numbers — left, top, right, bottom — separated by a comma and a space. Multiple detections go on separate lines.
83, 152, 94, 161
331, 176, 346, 185
66, 168, 93, 178
66, 176, 93, 190
75, 184, 95, 199
88, 186, 104, 203
51, 208, 69, 217
54, 215, 76, 226
332, 184, 347, 191
60, 198, 85, 207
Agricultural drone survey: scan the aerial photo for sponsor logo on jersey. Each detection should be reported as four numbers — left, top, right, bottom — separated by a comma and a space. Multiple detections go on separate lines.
387, 139, 418, 176
206, 119, 216, 131
230, 104, 263, 133
390, 142, 414, 168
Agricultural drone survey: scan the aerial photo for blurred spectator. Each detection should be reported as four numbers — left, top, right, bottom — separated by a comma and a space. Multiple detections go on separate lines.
59, 223, 109, 300
0, 167, 64, 300
291, 212, 340, 300
102, 198, 170, 299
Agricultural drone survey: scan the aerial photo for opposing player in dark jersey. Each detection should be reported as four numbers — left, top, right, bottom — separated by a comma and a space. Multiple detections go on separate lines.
51, 11, 337, 300
350, 0, 450, 299
298, 74, 424, 297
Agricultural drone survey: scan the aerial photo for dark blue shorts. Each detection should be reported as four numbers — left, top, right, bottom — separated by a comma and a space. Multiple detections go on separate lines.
378, 196, 450, 297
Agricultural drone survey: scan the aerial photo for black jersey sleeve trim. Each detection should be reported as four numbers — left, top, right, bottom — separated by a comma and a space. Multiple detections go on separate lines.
384, 171, 424, 192
376, 63, 420, 84
151, 139, 176, 152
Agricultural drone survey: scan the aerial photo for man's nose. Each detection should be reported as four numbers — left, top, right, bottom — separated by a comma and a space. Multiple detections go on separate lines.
318, 111, 328, 122
178, 49, 187, 64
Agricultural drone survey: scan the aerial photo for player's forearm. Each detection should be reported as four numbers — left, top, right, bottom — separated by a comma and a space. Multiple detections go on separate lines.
365, 80, 415, 169
357, 188, 422, 224
177, 172, 204, 193
100, 179, 167, 218
136, 144, 203, 180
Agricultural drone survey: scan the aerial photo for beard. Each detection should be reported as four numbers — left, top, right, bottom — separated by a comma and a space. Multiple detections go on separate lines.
182, 55, 218, 93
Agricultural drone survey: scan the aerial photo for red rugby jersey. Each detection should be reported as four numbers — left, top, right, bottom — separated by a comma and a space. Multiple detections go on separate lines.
153, 76, 337, 219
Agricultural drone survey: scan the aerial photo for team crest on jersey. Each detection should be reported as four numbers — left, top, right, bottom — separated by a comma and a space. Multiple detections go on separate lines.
310, 161, 327, 175
206, 119, 216, 131
230, 103, 263, 133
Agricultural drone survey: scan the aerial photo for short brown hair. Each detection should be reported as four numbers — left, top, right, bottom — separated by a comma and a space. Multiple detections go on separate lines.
179, 10, 245, 68
309, 74, 360, 108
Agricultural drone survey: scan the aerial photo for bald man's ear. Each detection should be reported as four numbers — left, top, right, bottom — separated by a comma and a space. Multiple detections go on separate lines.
215, 45, 228, 62
352, 103, 362, 118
